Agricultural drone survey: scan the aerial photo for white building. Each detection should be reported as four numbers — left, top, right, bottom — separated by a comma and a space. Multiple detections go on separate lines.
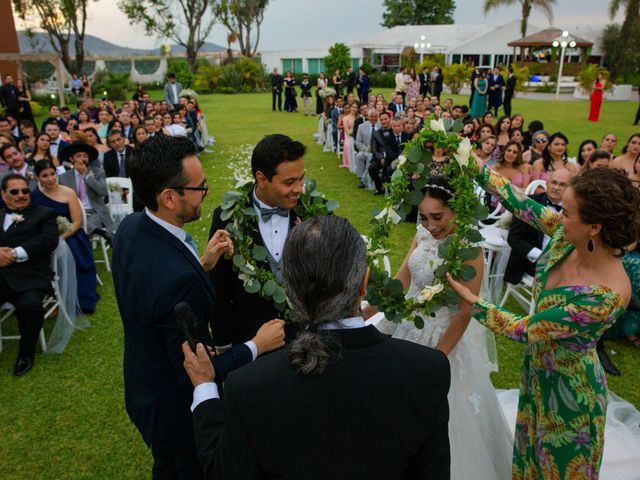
259, 20, 604, 74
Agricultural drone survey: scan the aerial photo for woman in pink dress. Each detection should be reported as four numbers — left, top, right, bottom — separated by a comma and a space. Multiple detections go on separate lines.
588, 72, 606, 122
341, 103, 358, 172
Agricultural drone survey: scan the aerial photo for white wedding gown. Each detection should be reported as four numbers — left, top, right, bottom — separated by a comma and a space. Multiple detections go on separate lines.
377, 224, 513, 480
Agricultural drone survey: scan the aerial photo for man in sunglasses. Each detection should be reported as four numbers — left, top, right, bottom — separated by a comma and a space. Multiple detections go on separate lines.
0, 174, 59, 376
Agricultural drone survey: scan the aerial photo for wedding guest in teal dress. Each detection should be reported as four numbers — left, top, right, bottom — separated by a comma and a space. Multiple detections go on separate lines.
31, 160, 99, 313
470, 69, 488, 119
604, 244, 640, 346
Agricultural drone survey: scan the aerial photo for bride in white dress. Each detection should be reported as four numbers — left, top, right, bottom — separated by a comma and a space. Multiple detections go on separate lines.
365, 176, 513, 480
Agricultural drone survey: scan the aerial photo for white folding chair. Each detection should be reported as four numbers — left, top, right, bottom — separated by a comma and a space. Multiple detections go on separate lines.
500, 273, 536, 315
0, 250, 72, 354
106, 177, 134, 222
479, 227, 510, 304
79, 202, 110, 274
525, 180, 547, 195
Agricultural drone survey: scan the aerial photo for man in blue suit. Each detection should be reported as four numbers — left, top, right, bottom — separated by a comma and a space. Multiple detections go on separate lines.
330, 97, 344, 152
487, 66, 505, 116
112, 135, 285, 480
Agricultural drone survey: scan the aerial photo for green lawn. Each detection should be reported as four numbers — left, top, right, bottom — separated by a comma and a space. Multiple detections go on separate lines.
1, 91, 639, 478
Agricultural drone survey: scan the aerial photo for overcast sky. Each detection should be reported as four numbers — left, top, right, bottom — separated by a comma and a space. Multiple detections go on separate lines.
16, 0, 622, 51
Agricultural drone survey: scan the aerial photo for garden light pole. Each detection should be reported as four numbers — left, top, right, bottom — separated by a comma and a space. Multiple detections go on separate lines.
414, 35, 431, 64
552, 31, 576, 100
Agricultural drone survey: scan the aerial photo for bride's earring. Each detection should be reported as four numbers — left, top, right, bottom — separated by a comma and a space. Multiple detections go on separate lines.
587, 237, 595, 252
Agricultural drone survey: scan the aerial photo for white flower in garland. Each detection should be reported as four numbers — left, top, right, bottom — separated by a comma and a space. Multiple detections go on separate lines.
429, 118, 446, 132
397, 154, 407, 167
375, 207, 402, 225
454, 137, 472, 169
416, 283, 445, 304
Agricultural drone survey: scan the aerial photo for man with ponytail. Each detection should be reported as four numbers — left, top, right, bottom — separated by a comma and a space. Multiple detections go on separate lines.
184, 215, 451, 479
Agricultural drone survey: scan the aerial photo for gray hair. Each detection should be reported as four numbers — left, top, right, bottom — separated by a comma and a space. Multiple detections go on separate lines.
283, 216, 367, 375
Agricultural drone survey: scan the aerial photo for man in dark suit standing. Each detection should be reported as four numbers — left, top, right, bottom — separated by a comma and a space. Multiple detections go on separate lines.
112, 135, 285, 480
0, 174, 59, 376
209, 134, 305, 349
184, 215, 451, 480
346, 66, 356, 95
430, 65, 444, 101
419, 66, 430, 97
103, 129, 134, 178
487, 67, 505, 116
0, 74, 20, 119
369, 113, 408, 195
503, 66, 517, 117
269, 68, 283, 112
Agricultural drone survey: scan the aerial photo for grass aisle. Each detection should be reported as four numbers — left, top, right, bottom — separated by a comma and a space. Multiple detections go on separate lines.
0, 92, 638, 478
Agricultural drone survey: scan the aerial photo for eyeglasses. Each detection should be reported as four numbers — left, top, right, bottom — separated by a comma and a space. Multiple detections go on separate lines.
535, 138, 548, 143
7, 188, 30, 195
171, 181, 209, 197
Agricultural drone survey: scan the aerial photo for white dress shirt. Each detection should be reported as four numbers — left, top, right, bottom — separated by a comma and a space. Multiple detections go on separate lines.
171, 84, 179, 104
49, 135, 64, 158
2, 213, 28, 262
191, 316, 366, 411
252, 191, 290, 262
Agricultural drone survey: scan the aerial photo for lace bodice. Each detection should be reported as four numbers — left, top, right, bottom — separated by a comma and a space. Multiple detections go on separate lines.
406, 224, 445, 300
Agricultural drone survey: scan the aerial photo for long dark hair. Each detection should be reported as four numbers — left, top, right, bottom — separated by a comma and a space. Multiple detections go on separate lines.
542, 132, 569, 171
285, 216, 367, 375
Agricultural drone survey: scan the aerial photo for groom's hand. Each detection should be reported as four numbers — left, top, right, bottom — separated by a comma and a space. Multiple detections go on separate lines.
252, 319, 286, 356
200, 229, 234, 271
182, 342, 216, 387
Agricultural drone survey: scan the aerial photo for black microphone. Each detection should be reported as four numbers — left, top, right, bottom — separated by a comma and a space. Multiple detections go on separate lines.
174, 301, 205, 353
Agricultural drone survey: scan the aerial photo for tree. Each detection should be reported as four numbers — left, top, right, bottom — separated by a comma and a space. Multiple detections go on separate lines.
606, 0, 640, 81
13, 0, 95, 74
118, 0, 216, 72
213, 0, 269, 58
381, 0, 455, 27
324, 43, 351, 76
482, 0, 556, 38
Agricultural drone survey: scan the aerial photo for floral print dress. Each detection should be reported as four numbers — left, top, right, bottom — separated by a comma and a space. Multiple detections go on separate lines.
473, 167, 625, 480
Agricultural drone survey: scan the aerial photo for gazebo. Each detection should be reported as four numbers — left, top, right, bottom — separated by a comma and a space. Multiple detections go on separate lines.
507, 28, 593, 62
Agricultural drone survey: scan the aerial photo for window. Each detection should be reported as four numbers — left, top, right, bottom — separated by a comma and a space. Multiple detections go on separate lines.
351, 58, 360, 70
451, 54, 462, 64
282, 58, 303, 74
307, 58, 325, 75
481, 55, 492, 67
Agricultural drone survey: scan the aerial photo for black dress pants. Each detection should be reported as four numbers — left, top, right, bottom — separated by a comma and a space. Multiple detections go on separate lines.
368, 157, 394, 192
272, 89, 282, 111
0, 279, 45, 358
504, 92, 513, 117
151, 444, 204, 480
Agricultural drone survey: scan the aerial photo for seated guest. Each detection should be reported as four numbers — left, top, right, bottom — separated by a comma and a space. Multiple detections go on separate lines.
0, 174, 59, 376
58, 142, 115, 244
369, 114, 408, 195
0, 144, 37, 190
580, 149, 611, 173
104, 129, 134, 178
504, 168, 571, 285
43, 120, 69, 162
184, 215, 451, 480
388, 94, 405, 116
82, 127, 110, 165
492, 140, 531, 188
31, 160, 99, 313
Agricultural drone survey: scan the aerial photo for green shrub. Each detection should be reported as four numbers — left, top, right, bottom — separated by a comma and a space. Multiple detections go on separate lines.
579, 64, 613, 92
370, 72, 397, 89
220, 66, 244, 91
194, 58, 266, 94
442, 63, 472, 94
167, 59, 195, 88
29, 101, 42, 117
215, 86, 236, 94
91, 71, 132, 101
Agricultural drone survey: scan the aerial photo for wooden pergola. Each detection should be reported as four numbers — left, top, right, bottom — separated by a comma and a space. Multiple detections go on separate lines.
508, 28, 593, 63
0, 52, 66, 106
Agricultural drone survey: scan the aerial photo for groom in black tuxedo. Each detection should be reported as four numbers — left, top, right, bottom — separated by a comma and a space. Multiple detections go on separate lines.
209, 134, 306, 349
0, 174, 59, 376
185, 215, 451, 479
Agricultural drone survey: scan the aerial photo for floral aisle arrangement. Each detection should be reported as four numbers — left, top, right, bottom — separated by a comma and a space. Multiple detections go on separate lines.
365, 120, 488, 328
220, 168, 339, 314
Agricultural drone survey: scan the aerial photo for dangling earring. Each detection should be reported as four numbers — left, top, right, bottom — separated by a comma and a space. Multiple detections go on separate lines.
587, 237, 595, 252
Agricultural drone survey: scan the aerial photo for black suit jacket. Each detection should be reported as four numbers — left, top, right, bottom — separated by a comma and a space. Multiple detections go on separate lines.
208, 201, 300, 346
193, 325, 451, 480
371, 128, 407, 163
0, 205, 58, 292
505, 192, 550, 284
431, 74, 443, 96
112, 212, 253, 449
505, 74, 516, 96
388, 102, 405, 116
103, 146, 135, 178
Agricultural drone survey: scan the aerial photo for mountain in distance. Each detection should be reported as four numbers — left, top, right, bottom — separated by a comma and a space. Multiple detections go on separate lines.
17, 31, 226, 56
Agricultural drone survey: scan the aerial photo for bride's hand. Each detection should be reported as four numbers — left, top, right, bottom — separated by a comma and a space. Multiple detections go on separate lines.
446, 273, 479, 306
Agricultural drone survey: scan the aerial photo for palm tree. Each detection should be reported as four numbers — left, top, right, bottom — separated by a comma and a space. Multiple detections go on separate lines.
483, 0, 557, 38
607, 0, 640, 80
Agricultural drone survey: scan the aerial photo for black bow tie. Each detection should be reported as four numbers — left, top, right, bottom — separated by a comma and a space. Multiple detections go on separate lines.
257, 205, 289, 221
547, 200, 562, 211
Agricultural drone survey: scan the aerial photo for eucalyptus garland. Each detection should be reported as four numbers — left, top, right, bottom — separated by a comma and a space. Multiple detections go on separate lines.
365, 119, 488, 328
220, 177, 339, 313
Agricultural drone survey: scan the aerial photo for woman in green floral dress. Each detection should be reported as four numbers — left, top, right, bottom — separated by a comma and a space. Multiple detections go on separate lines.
447, 166, 640, 480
